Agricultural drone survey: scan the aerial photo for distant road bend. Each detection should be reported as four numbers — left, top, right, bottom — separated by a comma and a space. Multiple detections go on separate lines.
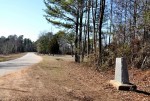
0, 53, 42, 76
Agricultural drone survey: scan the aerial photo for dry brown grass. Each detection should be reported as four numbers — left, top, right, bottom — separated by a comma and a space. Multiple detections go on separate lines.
0, 53, 27, 62
0, 55, 149, 101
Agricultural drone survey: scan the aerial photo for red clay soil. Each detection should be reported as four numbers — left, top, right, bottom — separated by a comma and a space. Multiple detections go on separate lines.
0, 55, 149, 101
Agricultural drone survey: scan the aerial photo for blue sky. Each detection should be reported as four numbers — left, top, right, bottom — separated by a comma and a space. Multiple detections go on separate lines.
0, 0, 58, 41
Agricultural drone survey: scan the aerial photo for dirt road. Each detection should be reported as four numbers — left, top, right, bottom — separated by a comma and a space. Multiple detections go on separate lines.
0, 53, 42, 76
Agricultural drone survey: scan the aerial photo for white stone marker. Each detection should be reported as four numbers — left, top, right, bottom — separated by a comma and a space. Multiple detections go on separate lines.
110, 57, 136, 90
115, 58, 129, 84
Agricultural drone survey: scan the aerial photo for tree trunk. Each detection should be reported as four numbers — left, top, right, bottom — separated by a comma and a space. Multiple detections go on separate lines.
98, 0, 106, 67
87, 0, 91, 57
92, 0, 98, 56
133, 0, 137, 39
79, 2, 83, 62
109, 0, 113, 45
82, 20, 87, 62
75, 9, 80, 62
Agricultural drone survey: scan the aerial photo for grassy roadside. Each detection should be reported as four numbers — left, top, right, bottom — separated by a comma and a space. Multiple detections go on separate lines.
0, 53, 27, 62
0, 55, 149, 101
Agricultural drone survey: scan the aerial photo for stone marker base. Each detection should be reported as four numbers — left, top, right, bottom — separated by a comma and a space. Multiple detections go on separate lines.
110, 80, 137, 91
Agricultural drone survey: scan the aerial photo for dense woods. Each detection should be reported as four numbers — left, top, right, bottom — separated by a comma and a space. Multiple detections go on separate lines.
0, 35, 36, 54
43, 0, 150, 69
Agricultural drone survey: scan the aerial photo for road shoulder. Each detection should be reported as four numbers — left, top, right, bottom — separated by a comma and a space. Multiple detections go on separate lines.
0, 55, 149, 101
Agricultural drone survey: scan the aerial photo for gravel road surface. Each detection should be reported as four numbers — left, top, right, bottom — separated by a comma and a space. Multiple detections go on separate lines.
0, 53, 42, 76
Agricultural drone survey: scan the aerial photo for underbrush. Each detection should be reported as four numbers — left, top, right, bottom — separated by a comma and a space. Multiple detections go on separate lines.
86, 43, 150, 71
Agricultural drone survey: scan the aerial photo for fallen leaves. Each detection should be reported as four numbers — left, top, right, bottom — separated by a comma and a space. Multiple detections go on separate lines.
0, 55, 149, 101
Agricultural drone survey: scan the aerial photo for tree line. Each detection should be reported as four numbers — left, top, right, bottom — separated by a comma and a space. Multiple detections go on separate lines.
43, 0, 150, 69
36, 31, 74, 56
0, 35, 36, 54
36, 32, 59, 54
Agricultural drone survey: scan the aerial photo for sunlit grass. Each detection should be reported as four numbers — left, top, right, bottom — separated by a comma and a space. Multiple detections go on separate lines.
0, 53, 27, 62
35, 55, 72, 80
